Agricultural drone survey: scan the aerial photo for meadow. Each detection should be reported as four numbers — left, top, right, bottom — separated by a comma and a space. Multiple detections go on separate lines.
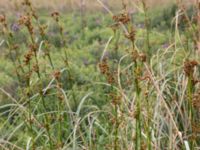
0, 0, 200, 149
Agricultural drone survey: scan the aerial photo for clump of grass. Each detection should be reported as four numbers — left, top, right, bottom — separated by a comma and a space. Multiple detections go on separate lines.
0, 0, 200, 149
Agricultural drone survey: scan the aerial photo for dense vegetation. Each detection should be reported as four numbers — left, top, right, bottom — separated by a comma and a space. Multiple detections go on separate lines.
0, 0, 200, 149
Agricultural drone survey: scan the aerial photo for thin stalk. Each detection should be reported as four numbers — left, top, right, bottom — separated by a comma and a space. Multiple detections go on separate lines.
146, 83, 152, 150
187, 73, 195, 149
135, 65, 141, 150
142, 0, 151, 60
114, 103, 119, 150
26, 62, 35, 148
41, 96, 54, 150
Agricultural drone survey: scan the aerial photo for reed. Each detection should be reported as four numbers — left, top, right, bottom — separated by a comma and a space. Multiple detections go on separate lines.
0, 0, 200, 149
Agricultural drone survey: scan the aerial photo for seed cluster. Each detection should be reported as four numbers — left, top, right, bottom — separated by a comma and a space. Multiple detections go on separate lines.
99, 58, 115, 84
193, 90, 200, 110
51, 12, 60, 22
18, 15, 34, 36
184, 60, 199, 85
113, 13, 130, 24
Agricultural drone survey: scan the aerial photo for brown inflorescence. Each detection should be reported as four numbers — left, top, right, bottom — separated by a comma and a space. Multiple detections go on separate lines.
33, 64, 39, 73
184, 60, 198, 77
99, 58, 110, 75
0, 14, 6, 23
193, 89, 200, 111
29, 44, 38, 53
12, 44, 19, 50
51, 11, 60, 22
53, 70, 61, 81
23, 50, 33, 65
0, 14, 8, 31
31, 11, 38, 20
139, 53, 147, 62
184, 60, 199, 86
192, 122, 200, 133
110, 92, 122, 106
18, 15, 34, 36
125, 26, 136, 42
39, 25, 48, 37
99, 58, 115, 84
131, 49, 139, 62
22, 0, 31, 6
113, 13, 130, 25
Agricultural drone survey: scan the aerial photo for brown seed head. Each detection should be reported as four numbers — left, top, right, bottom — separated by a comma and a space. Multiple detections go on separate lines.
18, 15, 30, 25
53, 70, 61, 80
18, 15, 34, 35
107, 73, 115, 84
99, 58, 109, 75
51, 11, 60, 22
110, 92, 121, 105
32, 11, 38, 20
29, 44, 37, 52
125, 26, 136, 42
39, 25, 48, 36
22, 0, 31, 6
193, 90, 200, 110
0, 14, 5, 23
131, 49, 138, 62
51, 11, 59, 17
113, 13, 130, 24
12, 44, 19, 50
184, 60, 198, 77
139, 53, 147, 62
24, 50, 33, 65
33, 64, 39, 73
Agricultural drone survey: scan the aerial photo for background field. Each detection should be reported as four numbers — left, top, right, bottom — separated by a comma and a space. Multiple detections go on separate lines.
0, 0, 192, 12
